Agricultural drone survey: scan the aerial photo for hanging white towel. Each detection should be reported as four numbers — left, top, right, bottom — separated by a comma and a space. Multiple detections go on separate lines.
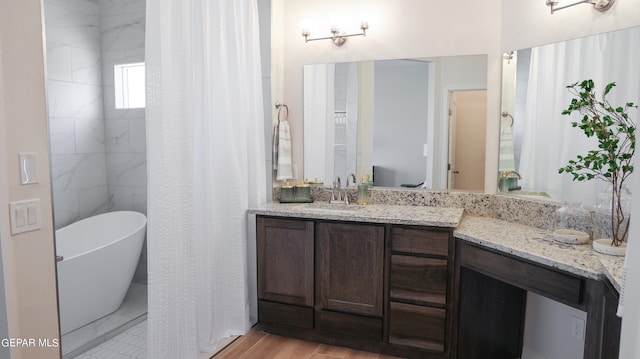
272, 121, 279, 171
499, 115, 516, 171
276, 120, 293, 180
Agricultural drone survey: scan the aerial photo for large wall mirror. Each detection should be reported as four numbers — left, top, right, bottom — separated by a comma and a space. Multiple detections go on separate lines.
499, 26, 640, 207
303, 55, 488, 190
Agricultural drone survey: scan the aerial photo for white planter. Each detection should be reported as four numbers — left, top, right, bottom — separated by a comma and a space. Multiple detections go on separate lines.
592, 238, 627, 256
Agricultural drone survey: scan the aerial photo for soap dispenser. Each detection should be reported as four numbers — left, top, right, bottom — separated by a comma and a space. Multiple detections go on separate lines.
357, 176, 370, 205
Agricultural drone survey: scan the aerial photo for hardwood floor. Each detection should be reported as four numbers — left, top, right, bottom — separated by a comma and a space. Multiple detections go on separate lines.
212, 328, 403, 359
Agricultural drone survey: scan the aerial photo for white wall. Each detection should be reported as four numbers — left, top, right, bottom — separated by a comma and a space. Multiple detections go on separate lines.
276, 0, 502, 192
0, 1, 61, 358
620, 147, 640, 359
522, 293, 587, 359
0, 236, 9, 359
501, 0, 640, 52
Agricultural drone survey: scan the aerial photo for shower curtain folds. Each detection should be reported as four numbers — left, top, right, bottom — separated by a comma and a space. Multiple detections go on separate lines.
145, 1, 267, 358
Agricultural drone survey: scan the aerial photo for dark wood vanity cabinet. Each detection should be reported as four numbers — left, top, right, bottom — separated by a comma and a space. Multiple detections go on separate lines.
256, 216, 455, 357
388, 226, 454, 356
257, 217, 314, 328
257, 217, 386, 340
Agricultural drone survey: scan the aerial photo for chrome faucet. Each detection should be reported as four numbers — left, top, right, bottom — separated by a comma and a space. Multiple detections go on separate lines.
346, 173, 357, 187
340, 173, 356, 205
507, 170, 522, 179
330, 176, 343, 203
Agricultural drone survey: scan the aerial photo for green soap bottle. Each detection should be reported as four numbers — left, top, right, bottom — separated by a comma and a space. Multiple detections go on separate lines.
357, 176, 370, 205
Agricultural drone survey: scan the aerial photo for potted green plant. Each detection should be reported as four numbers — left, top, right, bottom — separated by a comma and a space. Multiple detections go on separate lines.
559, 79, 636, 255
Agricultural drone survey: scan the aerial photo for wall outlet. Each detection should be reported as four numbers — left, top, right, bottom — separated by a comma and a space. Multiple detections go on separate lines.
570, 315, 585, 341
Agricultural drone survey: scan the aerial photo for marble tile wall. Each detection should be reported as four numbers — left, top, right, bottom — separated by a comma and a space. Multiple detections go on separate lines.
46, 0, 148, 282
45, 0, 109, 229
100, 0, 147, 284
100, 0, 147, 216
45, 0, 147, 228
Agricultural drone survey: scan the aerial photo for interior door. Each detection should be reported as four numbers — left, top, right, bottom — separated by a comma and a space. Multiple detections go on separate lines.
448, 90, 487, 191
447, 92, 457, 189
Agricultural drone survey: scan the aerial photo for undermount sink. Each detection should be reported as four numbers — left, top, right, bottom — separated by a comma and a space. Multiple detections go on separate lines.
299, 202, 364, 212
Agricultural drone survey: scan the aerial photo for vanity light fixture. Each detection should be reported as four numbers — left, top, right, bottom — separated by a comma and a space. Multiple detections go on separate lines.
503, 51, 515, 64
302, 22, 369, 47
546, 0, 615, 14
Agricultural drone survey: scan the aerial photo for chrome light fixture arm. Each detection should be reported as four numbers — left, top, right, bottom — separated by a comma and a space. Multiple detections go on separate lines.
546, 0, 615, 14
302, 22, 369, 47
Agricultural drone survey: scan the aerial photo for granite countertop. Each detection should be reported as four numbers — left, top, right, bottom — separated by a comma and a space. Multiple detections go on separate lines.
248, 202, 464, 228
455, 216, 624, 286
597, 253, 625, 292
250, 202, 625, 290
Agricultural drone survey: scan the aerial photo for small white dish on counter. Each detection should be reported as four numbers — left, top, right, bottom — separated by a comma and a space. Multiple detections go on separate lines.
552, 229, 590, 245
593, 238, 627, 256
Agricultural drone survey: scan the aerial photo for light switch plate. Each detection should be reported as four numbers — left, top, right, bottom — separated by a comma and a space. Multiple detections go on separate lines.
9, 199, 42, 235
19, 152, 39, 184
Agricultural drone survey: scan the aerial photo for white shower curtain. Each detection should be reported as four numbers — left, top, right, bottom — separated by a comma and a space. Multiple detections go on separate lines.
303, 64, 336, 183
145, 0, 266, 358
518, 27, 640, 207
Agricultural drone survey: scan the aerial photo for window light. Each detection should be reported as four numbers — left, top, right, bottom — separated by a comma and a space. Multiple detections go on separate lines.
114, 62, 145, 109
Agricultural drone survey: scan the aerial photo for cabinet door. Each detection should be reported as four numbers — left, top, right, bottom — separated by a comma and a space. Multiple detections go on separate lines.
257, 217, 314, 306
317, 222, 384, 317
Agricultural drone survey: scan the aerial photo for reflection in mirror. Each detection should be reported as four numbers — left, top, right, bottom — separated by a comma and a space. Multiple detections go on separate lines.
304, 56, 488, 190
500, 26, 640, 207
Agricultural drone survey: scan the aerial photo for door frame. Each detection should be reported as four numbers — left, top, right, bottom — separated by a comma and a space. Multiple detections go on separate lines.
438, 85, 487, 190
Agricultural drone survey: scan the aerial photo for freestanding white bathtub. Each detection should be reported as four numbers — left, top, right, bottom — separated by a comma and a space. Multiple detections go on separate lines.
56, 211, 147, 335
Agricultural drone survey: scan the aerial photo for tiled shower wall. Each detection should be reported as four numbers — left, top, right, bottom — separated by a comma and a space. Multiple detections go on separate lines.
101, 0, 147, 216
45, 0, 109, 229
45, 0, 147, 230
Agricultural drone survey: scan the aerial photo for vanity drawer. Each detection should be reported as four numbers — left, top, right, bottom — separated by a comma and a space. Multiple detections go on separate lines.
390, 226, 450, 256
389, 301, 446, 352
390, 255, 447, 306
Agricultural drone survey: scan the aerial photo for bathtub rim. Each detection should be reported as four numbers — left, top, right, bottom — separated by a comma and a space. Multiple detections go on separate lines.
55, 211, 147, 262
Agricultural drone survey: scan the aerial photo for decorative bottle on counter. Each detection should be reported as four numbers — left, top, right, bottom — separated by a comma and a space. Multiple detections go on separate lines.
357, 176, 370, 205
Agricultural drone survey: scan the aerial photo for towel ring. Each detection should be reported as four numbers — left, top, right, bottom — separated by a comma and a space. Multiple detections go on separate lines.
501, 111, 514, 127
275, 102, 289, 124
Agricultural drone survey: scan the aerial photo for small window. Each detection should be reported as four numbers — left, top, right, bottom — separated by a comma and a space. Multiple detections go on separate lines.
114, 63, 145, 109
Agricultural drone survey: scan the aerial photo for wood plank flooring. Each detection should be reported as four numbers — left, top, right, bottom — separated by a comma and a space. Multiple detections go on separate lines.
212, 328, 404, 359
